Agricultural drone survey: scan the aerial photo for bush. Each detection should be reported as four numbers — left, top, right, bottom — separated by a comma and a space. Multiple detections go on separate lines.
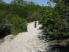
0, 13, 27, 38
6, 14, 27, 35
39, 7, 69, 39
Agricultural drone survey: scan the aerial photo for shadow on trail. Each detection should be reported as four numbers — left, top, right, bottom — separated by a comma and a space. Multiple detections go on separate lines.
38, 27, 69, 52
46, 45, 69, 52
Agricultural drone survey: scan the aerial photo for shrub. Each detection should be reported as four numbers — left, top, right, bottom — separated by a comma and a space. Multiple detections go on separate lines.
0, 13, 27, 38
6, 14, 27, 35
39, 7, 69, 39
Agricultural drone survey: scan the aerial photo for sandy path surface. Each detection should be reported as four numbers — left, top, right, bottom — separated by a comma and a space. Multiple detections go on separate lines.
0, 21, 48, 52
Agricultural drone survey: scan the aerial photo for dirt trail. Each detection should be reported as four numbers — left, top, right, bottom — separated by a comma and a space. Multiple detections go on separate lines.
0, 21, 48, 52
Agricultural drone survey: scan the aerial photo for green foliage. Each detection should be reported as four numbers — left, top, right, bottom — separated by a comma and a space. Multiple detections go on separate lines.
39, 6, 69, 39
0, 11, 27, 36
0, 0, 69, 40
0, 1, 41, 38
0, 3, 27, 37
9, 2, 41, 22
6, 14, 27, 35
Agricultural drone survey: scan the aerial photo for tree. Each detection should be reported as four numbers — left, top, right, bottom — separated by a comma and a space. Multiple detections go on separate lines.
0, 0, 3, 3
38, 0, 69, 40
12, 0, 25, 6
47, 0, 52, 7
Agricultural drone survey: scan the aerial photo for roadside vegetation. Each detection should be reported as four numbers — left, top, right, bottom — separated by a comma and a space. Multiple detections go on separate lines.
38, 0, 69, 40
0, 0, 41, 39
0, 0, 69, 40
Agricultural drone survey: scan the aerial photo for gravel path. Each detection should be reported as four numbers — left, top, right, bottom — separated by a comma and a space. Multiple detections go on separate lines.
0, 21, 48, 52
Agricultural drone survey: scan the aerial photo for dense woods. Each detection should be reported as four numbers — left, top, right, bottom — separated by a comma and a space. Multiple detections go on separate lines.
0, 0, 41, 38
0, 0, 69, 40
39, 0, 69, 40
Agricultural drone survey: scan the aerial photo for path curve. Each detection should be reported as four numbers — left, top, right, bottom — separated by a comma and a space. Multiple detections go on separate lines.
0, 21, 48, 52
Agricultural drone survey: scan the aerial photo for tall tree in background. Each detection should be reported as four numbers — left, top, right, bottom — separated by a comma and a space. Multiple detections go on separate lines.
52, 0, 69, 21
47, 0, 52, 7
12, 0, 25, 6
38, 0, 69, 40
0, 0, 3, 3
